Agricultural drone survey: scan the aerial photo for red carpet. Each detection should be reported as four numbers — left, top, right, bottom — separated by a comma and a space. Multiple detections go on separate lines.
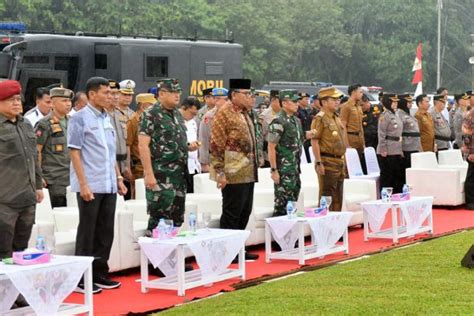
65, 209, 474, 315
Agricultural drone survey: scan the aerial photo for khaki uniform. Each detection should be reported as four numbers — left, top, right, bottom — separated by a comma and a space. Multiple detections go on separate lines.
126, 112, 143, 179
340, 99, 365, 153
430, 108, 451, 150
415, 110, 435, 152
35, 113, 70, 208
198, 107, 217, 167
311, 110, 346, 211
259, 107, 278, 163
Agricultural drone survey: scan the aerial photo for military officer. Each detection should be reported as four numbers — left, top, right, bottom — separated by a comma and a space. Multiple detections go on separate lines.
139, 79, 199, 235
361, 94, 380, 150
377, 93, 404, 193
340, 84, 365, 158
452, 92, 470, 149
259, 90, 281, 167
35, 87, 74, 208
309, 87, 347, 211
430, 94, 452, 152
462, 104, 474, 209
268, 90, 304, 216
415, 94, 435, 152
198, 88, 229, 174
296, 92, 312, 162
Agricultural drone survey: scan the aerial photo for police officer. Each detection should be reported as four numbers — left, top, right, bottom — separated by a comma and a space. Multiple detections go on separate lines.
340, 84, 365, 160
310, 87, 346, 212
268, 90, 304, 216
198, 88, 229, 173
35, 87, 74, 208
139, 79, 199, 235
398, 94, 421, 184
415, 94, 435, 152
462, 105, 474, 209
259, 90, 281, 167
196, 88, 215, 128
24, 87, 52, 127
430, 95, 451, 152
377, 94, 404, 193
452, 92, 470, 149
361, 94, 381, 150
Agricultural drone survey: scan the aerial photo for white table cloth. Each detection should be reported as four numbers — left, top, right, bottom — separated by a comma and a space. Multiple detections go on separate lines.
361, 196, 434, 242
0, 255, 93, 316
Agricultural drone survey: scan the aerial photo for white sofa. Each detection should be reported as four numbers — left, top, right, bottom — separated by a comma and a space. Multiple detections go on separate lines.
406, 152, 465, 206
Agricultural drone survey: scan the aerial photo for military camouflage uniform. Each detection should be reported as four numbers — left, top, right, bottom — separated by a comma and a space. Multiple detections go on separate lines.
35, 113, 69, 208
139, 102, 188, 230
248, 108, 264, 167
268, 111, 304, 216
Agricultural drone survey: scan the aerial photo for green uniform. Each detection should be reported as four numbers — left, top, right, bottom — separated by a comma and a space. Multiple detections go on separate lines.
268, 111, 304, 216
249, 108, 264, 167
35, 113, 69, 208
139, 102, 188, 230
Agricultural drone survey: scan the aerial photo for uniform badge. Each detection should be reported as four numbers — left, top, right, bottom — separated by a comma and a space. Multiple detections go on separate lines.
54, 144, 64, 152
332, 131, 338, 137
363, 122, 367, 126
394, 124, 398, 129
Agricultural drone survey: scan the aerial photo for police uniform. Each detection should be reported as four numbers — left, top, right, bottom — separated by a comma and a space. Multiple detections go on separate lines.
463, 106, 474, 209
139, 79, 188, 231
268, 90, 304, 216
198, 88, 228, 171
452, 93, 471, 149
35, 87, 73, 208
310, 87, 346, 212
377, 94, 404, 193
195, 88, 214, 130
340, 98, 365, 154
398, 94, 421, 171
430, 95, 452, 151
415, 108, 435, 152
362, 104, 381, 149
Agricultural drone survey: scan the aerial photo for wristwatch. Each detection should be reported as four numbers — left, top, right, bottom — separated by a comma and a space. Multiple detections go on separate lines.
270, 167, 277, 173
315, 161, 322, 166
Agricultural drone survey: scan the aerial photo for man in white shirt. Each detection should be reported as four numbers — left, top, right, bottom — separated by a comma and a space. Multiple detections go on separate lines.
69, 91, 88, 116
24, 87, 52, 127
179, 97, 202, 193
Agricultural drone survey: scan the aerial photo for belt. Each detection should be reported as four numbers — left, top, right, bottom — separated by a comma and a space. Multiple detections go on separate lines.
385, 136, 402, 142
435, 135, 451, 141
116, 154, 127, 161
347, 131, 360, 136
320, 152, 344, 159
402, 132, 420, 137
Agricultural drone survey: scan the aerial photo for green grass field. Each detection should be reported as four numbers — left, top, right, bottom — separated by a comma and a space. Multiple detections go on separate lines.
161, 230, 474, 315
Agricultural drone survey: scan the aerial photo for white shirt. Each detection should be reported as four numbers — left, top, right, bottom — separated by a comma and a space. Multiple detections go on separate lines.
69, 108, 77, 116
24, 106, 45, 128
185, 119, 201, 174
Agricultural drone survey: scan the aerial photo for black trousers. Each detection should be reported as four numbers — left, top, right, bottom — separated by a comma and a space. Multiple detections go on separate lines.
303, 141, 312, 163
75, 193, 116, 279
220, 183, 254, 230
186, 171, 198, 194
0, 204, 35, 258
465, 161, 474, 209
379, 155, 404, 193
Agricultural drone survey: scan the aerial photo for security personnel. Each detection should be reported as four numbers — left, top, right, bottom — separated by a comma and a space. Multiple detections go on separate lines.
198, 87, 229, 173
268, 90, 304, 216
377, 94, 403, 193
361, 94, 380, 150
296, 92, 312, 162
452, 92, 470, 149
309, 87, 346, 211
259, 90, 281, 167
139, 79, 199, 235
462, 105, 474, 209
398, 94, 421, 184
415, 94, 435, 152
248, 88, 264, 168
430, 95, 451, 152
126, 93, 155, 181
196, 88, 215, 128
35, 87, 74, 208
340, 84, 365, 158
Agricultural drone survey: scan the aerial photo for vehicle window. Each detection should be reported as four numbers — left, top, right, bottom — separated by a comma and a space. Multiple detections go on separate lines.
146, 56, 168, 78
23, 77, 60, 113
95, 54, 107, 69
22, 55, 49, 64
55, 56, 79, 90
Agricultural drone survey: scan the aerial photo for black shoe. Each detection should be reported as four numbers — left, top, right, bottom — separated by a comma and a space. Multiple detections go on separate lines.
75, 282, 102, 294
94, 276, 121, 289
232, 252, 259, 264
150, 264, 194, 277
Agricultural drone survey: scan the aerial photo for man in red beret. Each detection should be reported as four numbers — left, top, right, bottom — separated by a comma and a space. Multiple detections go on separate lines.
0, 80, 44, 257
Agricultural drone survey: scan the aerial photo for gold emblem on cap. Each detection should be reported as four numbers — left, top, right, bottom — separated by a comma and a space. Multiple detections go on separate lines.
126, 80, 133, 89
332, 131, 338, 137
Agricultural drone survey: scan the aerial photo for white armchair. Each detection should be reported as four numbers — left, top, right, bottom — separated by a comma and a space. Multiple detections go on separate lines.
437, 150, 468, 180
407, 152, 465, 206
300, 163, 319, 208
342, 179, 377, 226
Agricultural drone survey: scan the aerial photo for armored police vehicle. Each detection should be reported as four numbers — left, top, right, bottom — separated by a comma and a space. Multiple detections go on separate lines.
0, 23, 243, 111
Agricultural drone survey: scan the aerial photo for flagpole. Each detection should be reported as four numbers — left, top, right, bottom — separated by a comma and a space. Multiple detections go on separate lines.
437, 0, 442, 88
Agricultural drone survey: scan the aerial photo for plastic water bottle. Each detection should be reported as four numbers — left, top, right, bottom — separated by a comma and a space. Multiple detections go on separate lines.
286, 201, 295, 219
35, 236, 46, 251
381, 188, 388, 202
157, 218, 167, 239
402, 184, 409, 198
320, 196, 327, 209
189, 212, 197, 233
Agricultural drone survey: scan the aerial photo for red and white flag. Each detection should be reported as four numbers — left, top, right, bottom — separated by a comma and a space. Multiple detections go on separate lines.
412, 43, 423, 96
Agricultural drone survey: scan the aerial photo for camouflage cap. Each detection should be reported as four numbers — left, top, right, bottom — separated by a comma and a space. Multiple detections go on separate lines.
279, 89, 301, 102
50, 87, 74, 99
157, 78, 182, 92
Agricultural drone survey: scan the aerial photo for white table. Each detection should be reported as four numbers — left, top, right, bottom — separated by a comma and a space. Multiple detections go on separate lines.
139, 229, 250, 296
265, 212, 352, 265
361, 196, 434, 243
0, 255, 94, 316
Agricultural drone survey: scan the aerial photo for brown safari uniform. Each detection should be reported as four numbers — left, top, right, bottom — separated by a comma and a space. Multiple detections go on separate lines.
340, 99, 365, 154
311, 110, 347, 211
415, 109, 435, 152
